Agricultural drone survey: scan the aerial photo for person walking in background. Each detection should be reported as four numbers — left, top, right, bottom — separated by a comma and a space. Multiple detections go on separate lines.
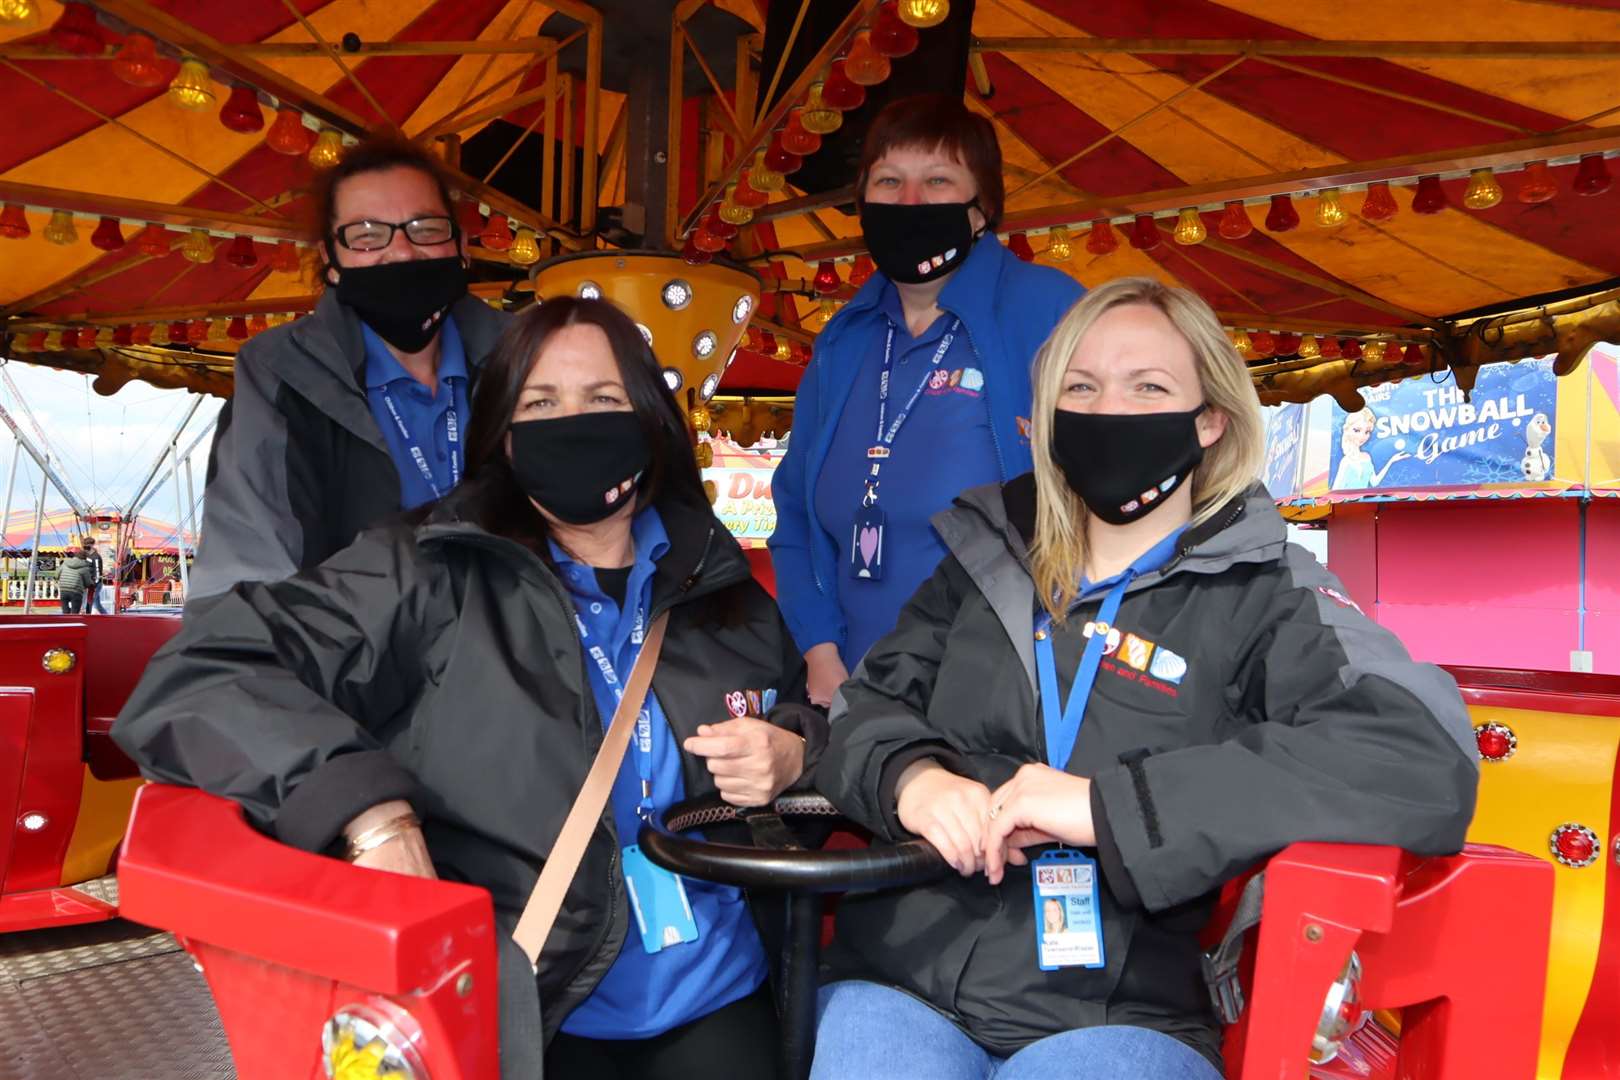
82, 541, 107, 613
56, 547, 90, 614
769, 95, 1082, 706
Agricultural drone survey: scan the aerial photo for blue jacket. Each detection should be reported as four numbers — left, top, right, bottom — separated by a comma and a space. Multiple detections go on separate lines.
768, 235, 1083, 654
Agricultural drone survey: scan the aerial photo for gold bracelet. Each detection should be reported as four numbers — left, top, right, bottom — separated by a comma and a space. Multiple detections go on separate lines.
344, 811, 421, 861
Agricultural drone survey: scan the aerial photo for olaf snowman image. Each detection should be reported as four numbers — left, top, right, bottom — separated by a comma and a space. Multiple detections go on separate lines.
1521, 412, 1552, 481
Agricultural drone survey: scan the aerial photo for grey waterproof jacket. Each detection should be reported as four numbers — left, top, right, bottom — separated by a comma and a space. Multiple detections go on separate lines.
56, 556, 90, 594
188, 290, 507, 601
114, 486, 824, 1067
816, 475, 1477, 1070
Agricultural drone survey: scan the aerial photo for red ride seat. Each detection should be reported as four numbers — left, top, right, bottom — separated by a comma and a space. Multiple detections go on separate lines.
118, 785, 499, 1080
118, 784, 1554, 1080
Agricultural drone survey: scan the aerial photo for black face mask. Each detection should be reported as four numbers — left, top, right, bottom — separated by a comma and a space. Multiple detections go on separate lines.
1050, 406, 1207, 525
509, 411, 651, 526
333, 256, 468, 354
858, 199, 982, 285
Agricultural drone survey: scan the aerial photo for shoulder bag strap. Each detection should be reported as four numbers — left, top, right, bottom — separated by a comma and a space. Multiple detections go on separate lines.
512, 611, 670, 968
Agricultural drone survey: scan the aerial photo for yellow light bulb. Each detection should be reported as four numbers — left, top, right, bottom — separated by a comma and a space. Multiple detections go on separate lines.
308, 129, 344, 169
508, 227, 541, 266
1315, 188, 1348, 228
0, 0, 38, 26
718, 187, 754, 226
810, 297, 839, 329
1298, 334, 1321, 359
897, 0, 950, 28
1172, 207, 1206, 246
1045, 226, 1072, 261
167, 59, 215, 110
43, 210, 78, 246
181, 228, 214, 264
748, 149, 785, 193
798, 82, 843, 135
44, 331, 62, 351
1463, 168, 1504, 210
774, 336, 793, 361
1230, 329, 1252, 356
1363, 341, 1387, 363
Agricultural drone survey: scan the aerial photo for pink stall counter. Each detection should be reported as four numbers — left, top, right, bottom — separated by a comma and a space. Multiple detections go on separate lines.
1267, 344, 1620, 676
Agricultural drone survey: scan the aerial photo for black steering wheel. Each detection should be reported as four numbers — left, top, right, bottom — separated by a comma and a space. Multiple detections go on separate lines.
638, 793, 948, 1080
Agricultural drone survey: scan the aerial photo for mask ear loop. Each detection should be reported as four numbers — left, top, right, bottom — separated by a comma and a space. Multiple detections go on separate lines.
321, 234, 341, 288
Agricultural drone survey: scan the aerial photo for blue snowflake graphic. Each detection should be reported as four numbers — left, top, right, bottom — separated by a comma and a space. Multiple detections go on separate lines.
1462, 457, 1526, 485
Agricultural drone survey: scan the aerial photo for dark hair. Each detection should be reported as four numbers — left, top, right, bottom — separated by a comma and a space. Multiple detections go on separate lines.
455, 297, 707, 551
857, 94, 1005, 231
308, 135, 460, 280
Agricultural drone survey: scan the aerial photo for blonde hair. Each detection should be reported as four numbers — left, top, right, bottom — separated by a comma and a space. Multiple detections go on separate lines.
1030, 277, 1266, 622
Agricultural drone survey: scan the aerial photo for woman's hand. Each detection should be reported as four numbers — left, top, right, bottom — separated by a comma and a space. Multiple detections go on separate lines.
684, 718, 806, 806
982, 765, 1095, 885
804, 642, 850, 708
896, 760, 992, 876
343, 800, 437, 880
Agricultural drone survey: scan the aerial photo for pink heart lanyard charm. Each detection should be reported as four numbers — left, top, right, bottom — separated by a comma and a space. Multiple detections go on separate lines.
851, 501, 885, 581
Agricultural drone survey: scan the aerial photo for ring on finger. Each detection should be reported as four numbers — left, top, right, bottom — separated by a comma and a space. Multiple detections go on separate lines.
988, 803, 1002, 820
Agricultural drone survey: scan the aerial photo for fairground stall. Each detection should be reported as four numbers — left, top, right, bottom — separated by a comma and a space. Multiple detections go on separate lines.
0, 508, 195, 608
0, 1, 1618, 1078
1265, 342, 1620, 679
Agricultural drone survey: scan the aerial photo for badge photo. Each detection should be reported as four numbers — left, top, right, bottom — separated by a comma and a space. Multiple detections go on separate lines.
1031, 849, 1105, 971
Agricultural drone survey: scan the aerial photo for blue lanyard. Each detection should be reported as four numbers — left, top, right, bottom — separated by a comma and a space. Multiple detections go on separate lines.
580, 602, 658, 820
1035, 572, 1135, 774
863, 318, 961, 502
378, 384, 461, 500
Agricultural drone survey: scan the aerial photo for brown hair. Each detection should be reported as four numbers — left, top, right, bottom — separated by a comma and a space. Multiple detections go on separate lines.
856, 94, 1005, 230
307, 136, 460, 279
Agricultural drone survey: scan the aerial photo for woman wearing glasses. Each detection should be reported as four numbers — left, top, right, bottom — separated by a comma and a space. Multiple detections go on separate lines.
189, 137, 509, 600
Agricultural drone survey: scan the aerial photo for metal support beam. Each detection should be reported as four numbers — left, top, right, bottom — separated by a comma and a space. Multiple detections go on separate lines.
0, 39, 565, 60
170, 440, 188, 597
777, 122, 1620, 263
92, 0, 577, 239
125, 395, 204, 519
676, 0, 881, 238
22, 463, 46, 615
971, 37, 1620, 60
626, 23, 675, 247
0, 181, 304, 242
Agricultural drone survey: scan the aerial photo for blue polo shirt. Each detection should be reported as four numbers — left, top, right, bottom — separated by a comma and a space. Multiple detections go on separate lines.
552, 507, 768, 1039
812, 284, 1002, 667
362, 316, 470, 509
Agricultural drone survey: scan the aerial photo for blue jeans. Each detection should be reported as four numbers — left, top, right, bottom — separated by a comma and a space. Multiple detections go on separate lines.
811, 981, 1222, 1080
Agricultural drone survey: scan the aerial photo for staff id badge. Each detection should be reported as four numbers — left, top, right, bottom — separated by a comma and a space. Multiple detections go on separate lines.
1031, 849, 1105, 971
622, 844, 699, 954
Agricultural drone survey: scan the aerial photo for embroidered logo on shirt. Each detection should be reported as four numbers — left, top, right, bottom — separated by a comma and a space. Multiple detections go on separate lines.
1121, 633, 1155, 671
925, 367, 985, 397
1316, 586, 1364, 615
1148, 647, 1188, 685
1083, 621, 1122, 656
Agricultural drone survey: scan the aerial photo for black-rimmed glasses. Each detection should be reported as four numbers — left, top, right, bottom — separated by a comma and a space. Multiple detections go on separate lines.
333, 216, 458, 252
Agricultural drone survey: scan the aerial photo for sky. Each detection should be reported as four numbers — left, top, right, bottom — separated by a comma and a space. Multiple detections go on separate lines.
0, 361, 222, 549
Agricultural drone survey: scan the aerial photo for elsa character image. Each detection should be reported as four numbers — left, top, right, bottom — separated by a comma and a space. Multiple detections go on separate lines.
1333, 407, 1409, 489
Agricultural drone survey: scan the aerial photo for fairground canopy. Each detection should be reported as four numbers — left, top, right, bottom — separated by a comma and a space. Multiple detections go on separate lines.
1, 0, 1618, 411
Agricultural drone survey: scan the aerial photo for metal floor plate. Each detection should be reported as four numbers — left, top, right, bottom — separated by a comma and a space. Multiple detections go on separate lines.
0, 878, 234, 1080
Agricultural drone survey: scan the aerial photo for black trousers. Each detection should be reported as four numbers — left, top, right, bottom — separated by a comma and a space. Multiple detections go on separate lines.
544, 984, 780, 1080
59, 590, 83, 614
